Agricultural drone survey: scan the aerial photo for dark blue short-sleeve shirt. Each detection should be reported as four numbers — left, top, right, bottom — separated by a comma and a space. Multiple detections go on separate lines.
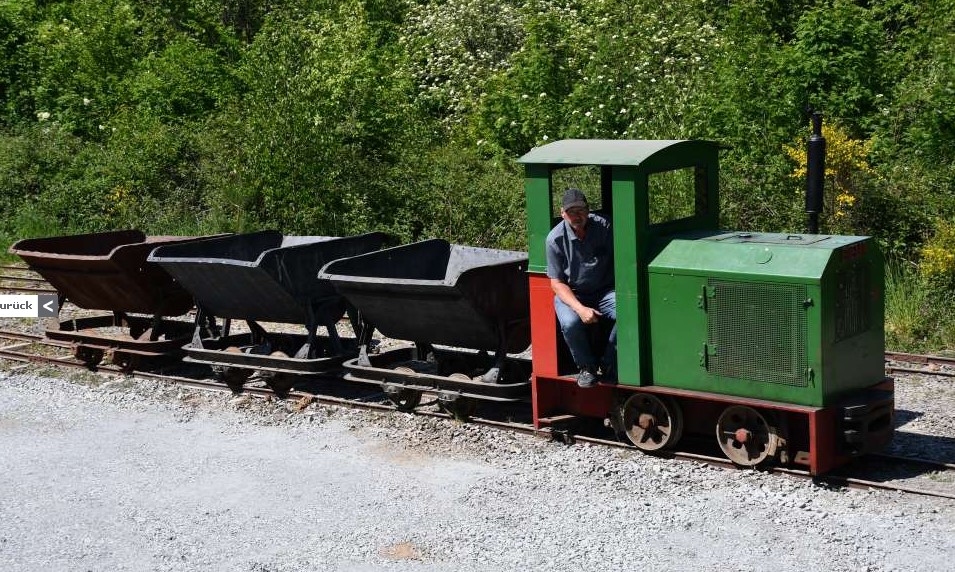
545, 213, 614, 298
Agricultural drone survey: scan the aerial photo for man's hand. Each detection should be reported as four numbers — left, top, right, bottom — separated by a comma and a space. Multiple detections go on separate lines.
577, 306, 602, 324
551, 279, 602, 324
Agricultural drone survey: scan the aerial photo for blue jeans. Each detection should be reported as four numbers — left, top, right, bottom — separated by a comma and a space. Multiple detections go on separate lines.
554, 290, 617, 372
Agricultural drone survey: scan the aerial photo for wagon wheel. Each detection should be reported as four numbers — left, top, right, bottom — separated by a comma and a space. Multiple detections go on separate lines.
256, 352, 295, 397
111, 352, 141, 373
621, 393, 684, 452
438, 376, 477, 421
385, 367, 423, 412
715, 405, 781, 467
74, 346, 104, 369
500, 359, 531, 385
212, 365, 253, 393
211, 347, 254, 392
438, 397, 477, 421
438, 355, 470, 377
265, 373, 295, 398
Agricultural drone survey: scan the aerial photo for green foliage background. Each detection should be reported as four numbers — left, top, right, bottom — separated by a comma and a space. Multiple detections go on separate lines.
1, 0, 955, 345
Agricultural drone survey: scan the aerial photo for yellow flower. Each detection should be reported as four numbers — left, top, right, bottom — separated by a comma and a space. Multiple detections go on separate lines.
920, 220, 955, 284
836, 192, 856, 207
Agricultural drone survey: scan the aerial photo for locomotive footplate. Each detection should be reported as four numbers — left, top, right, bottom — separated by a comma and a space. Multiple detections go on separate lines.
342, 346, 531, 402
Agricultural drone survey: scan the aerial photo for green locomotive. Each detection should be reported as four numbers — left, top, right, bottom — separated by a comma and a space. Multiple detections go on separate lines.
520, 139, 893, 474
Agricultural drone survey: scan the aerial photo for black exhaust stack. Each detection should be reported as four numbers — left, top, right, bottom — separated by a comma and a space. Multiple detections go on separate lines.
806, 111, 826, 234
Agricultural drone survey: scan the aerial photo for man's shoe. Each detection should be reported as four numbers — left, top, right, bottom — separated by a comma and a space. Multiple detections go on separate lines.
576, 367, 598, 388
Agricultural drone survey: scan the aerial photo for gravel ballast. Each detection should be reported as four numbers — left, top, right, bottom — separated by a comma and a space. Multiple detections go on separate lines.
1, 368, 954, 571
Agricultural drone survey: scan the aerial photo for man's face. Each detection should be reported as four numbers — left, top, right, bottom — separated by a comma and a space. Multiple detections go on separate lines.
561, 206, 589, 231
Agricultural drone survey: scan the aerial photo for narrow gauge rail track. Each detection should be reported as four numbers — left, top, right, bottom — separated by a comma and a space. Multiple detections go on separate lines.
2, 329, 954, 501
886, 351, 955, 378
0, 271, 56, 294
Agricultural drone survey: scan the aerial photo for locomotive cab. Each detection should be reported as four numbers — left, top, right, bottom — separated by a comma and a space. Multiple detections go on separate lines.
519, 139, 720, 386
518, 139, 893, 474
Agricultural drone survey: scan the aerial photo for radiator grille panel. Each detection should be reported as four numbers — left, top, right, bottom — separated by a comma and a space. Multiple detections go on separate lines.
707, 279, 808, 387
836, 262, 869, 342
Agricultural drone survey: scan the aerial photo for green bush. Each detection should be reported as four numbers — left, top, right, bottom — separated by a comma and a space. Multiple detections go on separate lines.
214, 1, 425, 235
123, 37, 241, 123
778, 0, 889, 133
0, 122, 85, 239
388, 142, 526, 248
400, 0, 525, 126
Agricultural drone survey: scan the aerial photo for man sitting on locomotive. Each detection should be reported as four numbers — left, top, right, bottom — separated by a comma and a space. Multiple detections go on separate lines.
545, 187, 617, 388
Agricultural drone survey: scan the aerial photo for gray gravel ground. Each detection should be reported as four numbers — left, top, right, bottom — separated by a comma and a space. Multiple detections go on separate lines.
1, 365, 955, 572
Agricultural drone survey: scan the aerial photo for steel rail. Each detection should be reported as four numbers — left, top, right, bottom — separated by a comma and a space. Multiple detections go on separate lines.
885, 351, 955, 377
2, 330, 955, 500
0, 269, 54, 294
869, 452, 955, 471
0, 330, 43, 341
886, 365, 955, 378
885, 351, 955, 378
541, 431, 955, 500
0, 285, 57, 294
0, 274, 47, 284
886, 351, 955, 367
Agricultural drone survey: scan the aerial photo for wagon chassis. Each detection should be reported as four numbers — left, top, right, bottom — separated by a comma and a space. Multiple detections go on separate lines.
47, 312, 195, 371
343, 345, 531, 417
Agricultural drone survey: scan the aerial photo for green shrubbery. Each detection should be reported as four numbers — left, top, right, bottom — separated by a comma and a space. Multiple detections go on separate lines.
1, 0, 955, 348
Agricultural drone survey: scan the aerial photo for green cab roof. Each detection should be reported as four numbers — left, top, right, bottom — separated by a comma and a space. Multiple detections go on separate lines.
516, 139, 722, 166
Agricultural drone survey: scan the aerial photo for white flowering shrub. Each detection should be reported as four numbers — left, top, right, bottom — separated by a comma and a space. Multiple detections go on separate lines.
22, 0, 144, 138
463, 0, 722, 153
400, 0, 526, 125
560, 0, 721, 140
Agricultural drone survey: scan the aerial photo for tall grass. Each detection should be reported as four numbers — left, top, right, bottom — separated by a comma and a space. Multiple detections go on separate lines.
885, 262, 927, 350
884, 261, 955, 353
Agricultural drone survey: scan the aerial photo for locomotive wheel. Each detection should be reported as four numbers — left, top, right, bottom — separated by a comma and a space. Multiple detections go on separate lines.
621, 393, 683, 451
386, 367, 423, 412
74, 346, 104, 368
715, 405, 781, 467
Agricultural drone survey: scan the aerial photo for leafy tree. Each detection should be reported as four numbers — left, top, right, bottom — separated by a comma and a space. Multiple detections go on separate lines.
778, 0, 889, 134
222, 0, 422, 234
0, 2, 36, 125
471, 9, 576, 154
